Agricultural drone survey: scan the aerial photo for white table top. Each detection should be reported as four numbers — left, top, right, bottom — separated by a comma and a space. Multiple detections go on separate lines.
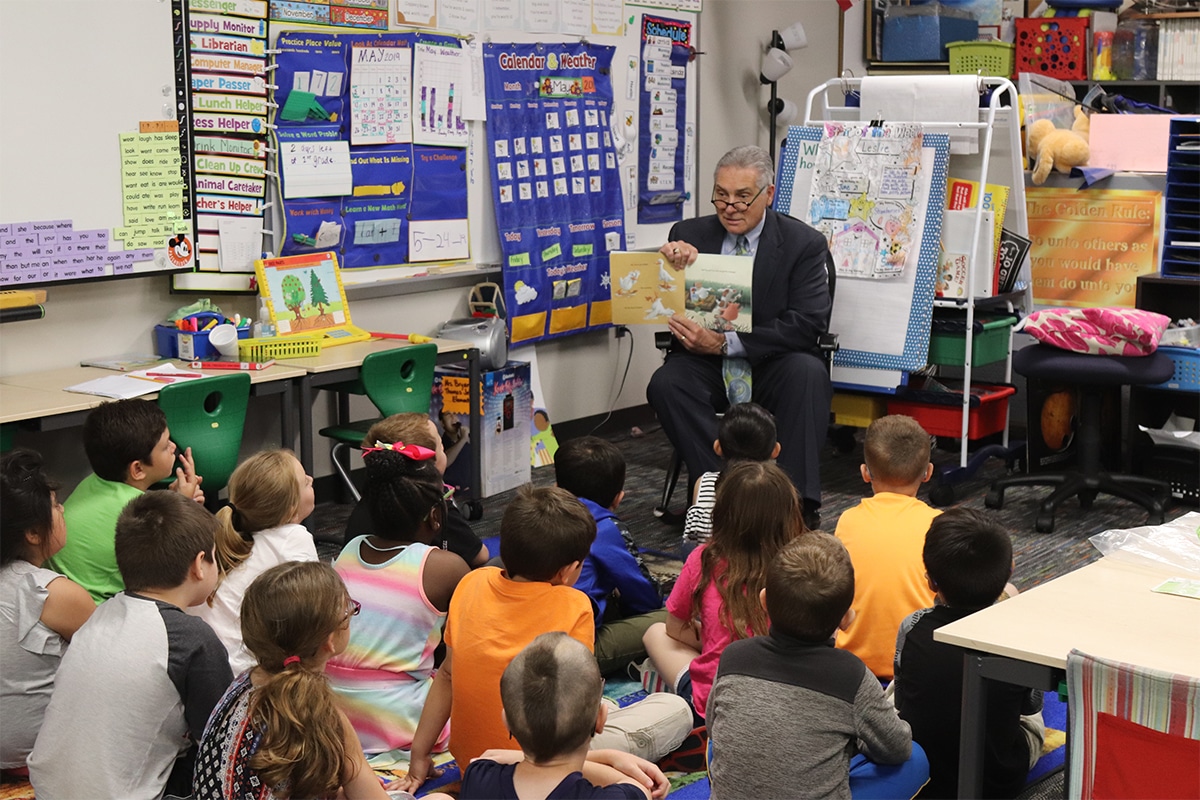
282, 336, 473, 375
0, 384, 103, 424
935, 555, 1200, 679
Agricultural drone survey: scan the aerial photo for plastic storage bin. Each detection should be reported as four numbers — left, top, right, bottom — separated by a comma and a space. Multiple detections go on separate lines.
238, 336, 322, 361
947, 40, 1015, 77
882, 5, 979, 62
1015, 17, 1089, 80
153, 318, 250, 360
1152, 346, 1200, 392
887, 382, 1016, 439
928, 314, 1018, 367
832, 393, 888, 428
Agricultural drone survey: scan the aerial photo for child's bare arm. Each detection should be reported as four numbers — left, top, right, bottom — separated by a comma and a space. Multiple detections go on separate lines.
665, 610, 701, 650
585, 750, 668, 799
40, 575, 96, 640
398, 649, 454, 793
339, 712, 390, 800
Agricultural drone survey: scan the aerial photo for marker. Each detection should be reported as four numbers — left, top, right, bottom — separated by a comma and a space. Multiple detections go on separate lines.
190, 360, 276, 371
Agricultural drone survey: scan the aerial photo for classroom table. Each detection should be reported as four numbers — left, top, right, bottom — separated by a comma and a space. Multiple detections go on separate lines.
934, 554, 1200, 798
0, 361, 307, 445
282, 337, 482, 509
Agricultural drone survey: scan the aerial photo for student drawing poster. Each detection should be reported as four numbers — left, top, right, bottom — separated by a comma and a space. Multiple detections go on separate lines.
637, 15, 690, 224
777, 127, 950, 373
483, 42, 624, 345
808, 123, 925, 281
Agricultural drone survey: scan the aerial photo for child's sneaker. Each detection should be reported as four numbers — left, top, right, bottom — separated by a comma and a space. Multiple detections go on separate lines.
630, 657, 670, 695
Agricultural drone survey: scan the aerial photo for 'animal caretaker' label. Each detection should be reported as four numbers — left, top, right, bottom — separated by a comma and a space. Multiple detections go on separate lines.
194, 174, 266, 197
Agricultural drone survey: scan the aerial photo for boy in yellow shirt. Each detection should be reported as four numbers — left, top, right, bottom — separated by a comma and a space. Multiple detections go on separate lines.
834, 415, 939, 679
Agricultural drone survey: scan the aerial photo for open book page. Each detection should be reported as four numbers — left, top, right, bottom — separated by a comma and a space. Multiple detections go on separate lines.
609, 252, 752, 332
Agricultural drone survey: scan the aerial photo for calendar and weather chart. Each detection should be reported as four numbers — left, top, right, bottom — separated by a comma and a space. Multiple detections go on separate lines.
482, 43, 625, 345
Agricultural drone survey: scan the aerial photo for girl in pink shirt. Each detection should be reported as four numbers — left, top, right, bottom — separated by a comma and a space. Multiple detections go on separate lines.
642, 461, 805, 720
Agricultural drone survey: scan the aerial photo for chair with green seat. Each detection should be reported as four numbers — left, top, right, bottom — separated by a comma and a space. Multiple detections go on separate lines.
318, 343, 439, 502
156, 372, 251, 508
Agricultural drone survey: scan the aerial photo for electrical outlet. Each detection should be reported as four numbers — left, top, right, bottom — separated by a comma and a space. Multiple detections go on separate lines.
615, 325, 629, 338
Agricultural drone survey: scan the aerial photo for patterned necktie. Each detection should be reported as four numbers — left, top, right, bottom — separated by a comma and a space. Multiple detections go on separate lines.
723, 235, 752, 405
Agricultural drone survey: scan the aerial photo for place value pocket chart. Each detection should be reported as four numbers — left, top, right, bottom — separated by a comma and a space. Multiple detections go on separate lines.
482, 42, 625, 345
271, 30, 470, 270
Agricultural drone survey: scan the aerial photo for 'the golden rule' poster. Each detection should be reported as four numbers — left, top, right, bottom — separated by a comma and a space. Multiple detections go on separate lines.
1026, 188, 1161, 308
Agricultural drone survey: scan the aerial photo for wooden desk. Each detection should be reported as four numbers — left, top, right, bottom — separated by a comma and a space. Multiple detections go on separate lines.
935, 555, 1200, 797
0, 361, 306, 445
285, 338, 482, 507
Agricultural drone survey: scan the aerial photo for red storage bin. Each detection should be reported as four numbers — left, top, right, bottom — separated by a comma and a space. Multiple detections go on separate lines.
1015, 17, 1089, 80
887, 382, 1016, 440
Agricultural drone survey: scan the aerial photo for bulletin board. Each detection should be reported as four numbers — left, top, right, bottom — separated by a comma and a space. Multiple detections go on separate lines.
177, 5, 699, 303
0, 0, 196, 288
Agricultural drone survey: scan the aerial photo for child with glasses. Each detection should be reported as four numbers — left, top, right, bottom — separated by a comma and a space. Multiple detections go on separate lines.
326, 441, 471, 756
192, 561, 452, 800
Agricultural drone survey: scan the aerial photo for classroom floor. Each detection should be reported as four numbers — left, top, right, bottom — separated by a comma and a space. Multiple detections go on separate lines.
312, 421, 1194, 590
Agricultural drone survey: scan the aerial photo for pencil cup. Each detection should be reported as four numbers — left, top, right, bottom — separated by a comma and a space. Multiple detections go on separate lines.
209, 324, 240, 358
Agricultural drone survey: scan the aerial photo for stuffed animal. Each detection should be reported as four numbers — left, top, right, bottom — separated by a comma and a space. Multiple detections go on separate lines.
1028, 107, 1091, 185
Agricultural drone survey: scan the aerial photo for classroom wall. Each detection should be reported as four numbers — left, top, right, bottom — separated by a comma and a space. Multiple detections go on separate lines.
0, 3, 848, 489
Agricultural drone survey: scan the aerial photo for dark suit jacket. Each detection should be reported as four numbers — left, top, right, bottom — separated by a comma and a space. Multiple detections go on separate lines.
669, 208, 831, 364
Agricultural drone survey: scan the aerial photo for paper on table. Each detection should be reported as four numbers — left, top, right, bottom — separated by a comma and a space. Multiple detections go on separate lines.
1152, 577, 1200, 599
65, 375, 161, 399
218, 216, 263, 273
281, 141, 352, 199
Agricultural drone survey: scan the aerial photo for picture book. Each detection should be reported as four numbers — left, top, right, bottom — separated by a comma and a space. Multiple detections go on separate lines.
609, 251, 753, 333
945, 177, 1010, 281
80, 354, 168, 372
253, 251, 370, 348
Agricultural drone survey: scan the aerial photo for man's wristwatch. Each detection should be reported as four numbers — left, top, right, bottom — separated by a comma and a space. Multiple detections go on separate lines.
719, 336, 729, 356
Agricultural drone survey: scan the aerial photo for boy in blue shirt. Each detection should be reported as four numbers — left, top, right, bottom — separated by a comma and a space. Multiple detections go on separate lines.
555, 436, 665, 676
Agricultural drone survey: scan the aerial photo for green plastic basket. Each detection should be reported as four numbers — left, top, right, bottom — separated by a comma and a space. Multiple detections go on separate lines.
947, 40, 1015, 77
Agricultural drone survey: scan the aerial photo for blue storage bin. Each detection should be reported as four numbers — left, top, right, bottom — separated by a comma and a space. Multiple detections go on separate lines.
153, 313, 249, 360
881, 6, 979, 62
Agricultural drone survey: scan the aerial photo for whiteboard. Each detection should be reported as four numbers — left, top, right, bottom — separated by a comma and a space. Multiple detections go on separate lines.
0, 0, 195, 288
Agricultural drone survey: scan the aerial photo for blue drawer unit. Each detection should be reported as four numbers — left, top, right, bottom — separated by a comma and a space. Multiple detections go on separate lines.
1162, 117, 1200, 278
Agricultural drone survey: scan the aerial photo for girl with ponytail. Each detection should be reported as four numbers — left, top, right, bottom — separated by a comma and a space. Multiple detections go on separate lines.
193, 561, 451, 800
326, 441, 471, 756
187, 450, 317, 674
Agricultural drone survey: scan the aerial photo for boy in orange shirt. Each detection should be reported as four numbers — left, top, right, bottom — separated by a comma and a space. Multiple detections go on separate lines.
402, 486, 690, 792
834, 415, 939, 680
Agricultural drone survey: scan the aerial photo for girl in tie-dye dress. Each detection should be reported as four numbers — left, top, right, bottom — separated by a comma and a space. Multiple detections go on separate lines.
327, 440, 471, 755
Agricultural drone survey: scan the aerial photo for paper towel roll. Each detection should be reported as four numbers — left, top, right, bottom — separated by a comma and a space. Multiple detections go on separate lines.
859, 75, 981, 154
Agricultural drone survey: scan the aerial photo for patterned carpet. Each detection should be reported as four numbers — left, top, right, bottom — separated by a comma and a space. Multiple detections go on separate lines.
313, 422, 1194, 592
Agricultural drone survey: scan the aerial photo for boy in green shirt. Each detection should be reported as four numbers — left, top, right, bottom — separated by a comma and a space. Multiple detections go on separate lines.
48, 399, 204, 602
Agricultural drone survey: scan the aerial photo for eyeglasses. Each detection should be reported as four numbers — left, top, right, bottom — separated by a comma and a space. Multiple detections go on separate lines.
711, 186, 766, 212
344, 598, 362, 621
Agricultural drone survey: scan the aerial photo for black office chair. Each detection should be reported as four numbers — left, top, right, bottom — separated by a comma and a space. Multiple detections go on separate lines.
652, 251, 839, 521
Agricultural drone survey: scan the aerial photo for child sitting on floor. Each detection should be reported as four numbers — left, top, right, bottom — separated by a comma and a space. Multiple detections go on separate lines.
327, 440, 471, 755
555, 436, 665, 676
707, 533, 928, 799
683, 402, 779, 549
189, 448, 318, 674
192, 561, 452, 800
0, 450, 94, 774
48, 398, 204, 602
401, 486, 690, 793
834, 414, 940, 680
893, 508, 1044, 799
30, 492, 232, 800
343, 412, 488, 567
461, 632, 669, 800
642, 460, 804, 724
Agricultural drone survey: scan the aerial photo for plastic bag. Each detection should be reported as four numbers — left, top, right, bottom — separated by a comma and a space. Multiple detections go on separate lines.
1089, 512, 1200, 578
1017, 73, 1076, 160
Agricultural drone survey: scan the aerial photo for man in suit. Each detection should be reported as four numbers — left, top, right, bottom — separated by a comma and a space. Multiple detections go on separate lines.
646, 145, 832, 528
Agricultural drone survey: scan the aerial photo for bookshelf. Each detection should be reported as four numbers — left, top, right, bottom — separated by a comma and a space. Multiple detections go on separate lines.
1069, 80, 1200, 115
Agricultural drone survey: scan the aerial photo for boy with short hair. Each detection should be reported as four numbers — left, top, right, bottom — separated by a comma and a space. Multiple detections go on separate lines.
708, 534, 928, 800
683, 402, 780, 546
29, 491, 233, 800
401, 486, 690, 793
48, 398, 204, 602
555, 436, 665, 675
460, 632, 670, 800
834, 414, 939, 679
893, 508, 1044, 799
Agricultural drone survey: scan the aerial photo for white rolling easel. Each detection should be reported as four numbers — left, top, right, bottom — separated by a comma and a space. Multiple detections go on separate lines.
803, 75, 1033, 501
